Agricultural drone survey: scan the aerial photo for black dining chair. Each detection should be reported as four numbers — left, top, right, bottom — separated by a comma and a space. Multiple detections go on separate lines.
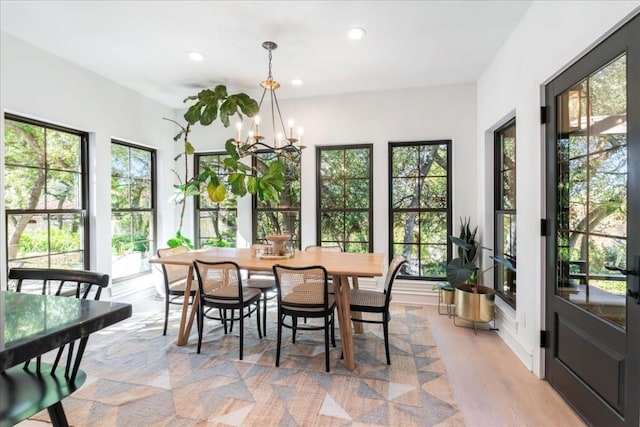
157, 246, 197, 336
245, 243, 278, 337
192, 260, 262, 360
348, 255, 407, 365
272, 264, 336, 372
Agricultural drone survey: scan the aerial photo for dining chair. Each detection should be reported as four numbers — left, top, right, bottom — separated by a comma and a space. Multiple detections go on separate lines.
157, 246, 197, 336
272, 264, 336, 372
246, 243, 278, 337
304, 245, 342, 294
7, 267, 111, 374
348, 255, 407, 365
192, 260, 262, 359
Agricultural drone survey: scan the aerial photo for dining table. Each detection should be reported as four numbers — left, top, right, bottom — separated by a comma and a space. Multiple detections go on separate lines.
0, 290, 132, 427
150, 247, 385, 370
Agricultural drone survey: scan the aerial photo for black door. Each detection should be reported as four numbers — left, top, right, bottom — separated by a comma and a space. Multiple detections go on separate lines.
545, 14, 640, 426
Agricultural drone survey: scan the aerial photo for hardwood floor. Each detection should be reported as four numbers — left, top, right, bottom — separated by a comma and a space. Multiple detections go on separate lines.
425, 306, 586, 427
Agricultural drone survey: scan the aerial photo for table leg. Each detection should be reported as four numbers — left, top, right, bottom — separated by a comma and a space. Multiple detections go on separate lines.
176, 267, 199, 346
334, 274, 355, 370
350, 276, 364, 334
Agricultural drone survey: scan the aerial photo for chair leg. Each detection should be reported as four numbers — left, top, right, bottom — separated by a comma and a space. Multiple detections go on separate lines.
262, 293, 268, 337
383, 314, 391, 365
221, 309, 228, 335
324, 314, 331, 373
197, 304, 204, 354
292, 316, 297, 343
239, 308, 244, 360
331, 310, 336, 346
276, 311, 282, 367
163, 295, 169, 336
256, 300, 262, 339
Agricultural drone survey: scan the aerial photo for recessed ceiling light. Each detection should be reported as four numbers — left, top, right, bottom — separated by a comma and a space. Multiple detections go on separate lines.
348, 27, 367, 40
188, 51, 204, 62
291, 78, 303, 86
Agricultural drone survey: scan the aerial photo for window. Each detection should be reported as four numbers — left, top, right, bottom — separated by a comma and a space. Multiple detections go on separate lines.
111, 141, 156, 280
494, 119, 517, 306
253, 151, 301, 247
316, 144, 373, 252
195, 152, 237, 248
389, 140, 451, 279
4, 114, 89, 270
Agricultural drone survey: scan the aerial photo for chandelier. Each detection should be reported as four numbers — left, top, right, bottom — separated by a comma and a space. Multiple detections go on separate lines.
234, 41, 305, 157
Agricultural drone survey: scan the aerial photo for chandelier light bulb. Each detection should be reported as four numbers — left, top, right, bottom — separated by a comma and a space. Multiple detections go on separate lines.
236, 121, 242, 141
348, 27, 367, 40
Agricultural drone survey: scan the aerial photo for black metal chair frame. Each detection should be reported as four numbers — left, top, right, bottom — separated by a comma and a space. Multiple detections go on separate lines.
272, 264, 336, 372
6, 267, 110, 427
349, 256, 407, 365
192, 260, 262, 360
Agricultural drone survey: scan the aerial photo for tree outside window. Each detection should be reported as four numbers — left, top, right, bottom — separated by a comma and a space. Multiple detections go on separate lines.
494, 119, 517, 305
111, 141, 155, 280
195, 152, 237, 248
316, 144, 372, 252
4, 115, 88, 270
253, 152, 301, 248
389, 141, 451, 279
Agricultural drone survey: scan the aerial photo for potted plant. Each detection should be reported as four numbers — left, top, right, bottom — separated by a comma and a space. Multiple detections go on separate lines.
446, 218, 515, 328
164, 85, 285, 248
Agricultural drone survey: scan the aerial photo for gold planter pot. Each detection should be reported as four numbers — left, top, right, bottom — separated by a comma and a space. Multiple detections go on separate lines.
454, 285, 495, 323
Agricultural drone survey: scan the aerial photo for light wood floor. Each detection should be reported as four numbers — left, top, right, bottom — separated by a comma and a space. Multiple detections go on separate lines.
425, 306, 586, 427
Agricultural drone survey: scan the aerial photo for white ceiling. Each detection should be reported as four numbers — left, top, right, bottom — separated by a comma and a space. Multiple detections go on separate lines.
0, 1, 532, 109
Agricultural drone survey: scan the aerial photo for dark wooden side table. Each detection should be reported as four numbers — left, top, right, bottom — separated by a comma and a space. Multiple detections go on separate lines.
0, 291, 132, 427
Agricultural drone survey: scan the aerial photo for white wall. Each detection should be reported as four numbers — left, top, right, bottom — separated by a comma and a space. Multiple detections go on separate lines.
477, 1, 640, 377
186, 83, 478, 281
0, 33, 179, 284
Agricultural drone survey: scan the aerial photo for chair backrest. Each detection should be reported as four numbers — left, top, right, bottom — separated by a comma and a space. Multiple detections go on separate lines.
304, 245, 343, 252
8, 267, 110, 300
157, 246, 190, 286
382, 255, 408, 308
272, 264, 330, 310
193, 260, 243, 302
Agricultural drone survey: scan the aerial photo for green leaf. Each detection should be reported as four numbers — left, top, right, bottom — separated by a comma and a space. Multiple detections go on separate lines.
173, 129, 185, 142
446, 258, 475, 288
200, 104, 218, 126
182, 95, 198, 102
184, 103, 202, 125
229, 173, 247, 196
214, 85, 228, 98
247, 176, 258, 194
207, 181, 226, 202
185, 141, 195, 155
235, 93, 260, 116
225, 139, 240, 160
198, 88, 217, 103
173, 153, 183, 162
184, 182, 201, 197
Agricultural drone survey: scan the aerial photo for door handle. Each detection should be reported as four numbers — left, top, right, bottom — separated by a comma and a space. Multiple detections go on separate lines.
606, 256, 640, 304
604, 265, 638, 276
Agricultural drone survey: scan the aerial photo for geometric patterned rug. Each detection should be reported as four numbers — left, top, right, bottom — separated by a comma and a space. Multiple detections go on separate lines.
32, 304, 463, 426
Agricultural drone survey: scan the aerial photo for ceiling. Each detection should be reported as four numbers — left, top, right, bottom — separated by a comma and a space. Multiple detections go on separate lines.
0, 1, 532, 109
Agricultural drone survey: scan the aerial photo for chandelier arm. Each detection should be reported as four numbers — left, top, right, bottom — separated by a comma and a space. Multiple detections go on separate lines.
271, 89, 289, 143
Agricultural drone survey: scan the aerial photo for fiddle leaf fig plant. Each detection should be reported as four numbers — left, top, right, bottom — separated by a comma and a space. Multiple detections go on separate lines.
165, 85, 285, 248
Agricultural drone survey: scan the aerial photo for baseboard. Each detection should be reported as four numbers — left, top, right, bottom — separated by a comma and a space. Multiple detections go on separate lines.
495, 303, 534, 373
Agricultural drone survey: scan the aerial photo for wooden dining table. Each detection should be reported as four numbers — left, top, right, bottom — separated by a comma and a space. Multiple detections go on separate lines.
150, 247, 385, 370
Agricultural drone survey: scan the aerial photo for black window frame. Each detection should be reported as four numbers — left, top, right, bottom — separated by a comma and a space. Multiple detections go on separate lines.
194, 151, 238, 248
388, 140, 452, 280
493, 118, 517, 307
4, 113, 90, 272
110, 139, 157, 282
315, 144, 373, 252
252, 150, 301, 248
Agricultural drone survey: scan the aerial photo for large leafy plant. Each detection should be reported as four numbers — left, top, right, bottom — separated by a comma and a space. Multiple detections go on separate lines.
446, 217, 515, 290
166, 85, 285, 248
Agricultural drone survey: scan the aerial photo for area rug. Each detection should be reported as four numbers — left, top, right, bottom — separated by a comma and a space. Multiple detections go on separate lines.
32, 304, 463, 426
